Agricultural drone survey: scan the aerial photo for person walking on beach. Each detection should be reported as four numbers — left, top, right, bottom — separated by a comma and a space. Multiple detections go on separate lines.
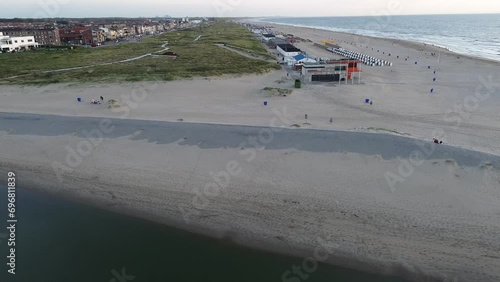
100, 96, 104, 101
305, 114, 308, 120
330, 117, 333, 123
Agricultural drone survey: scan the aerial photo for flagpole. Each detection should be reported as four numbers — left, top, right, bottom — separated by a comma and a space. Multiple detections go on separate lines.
346, 61, 348, 85
338, 63, 341, 85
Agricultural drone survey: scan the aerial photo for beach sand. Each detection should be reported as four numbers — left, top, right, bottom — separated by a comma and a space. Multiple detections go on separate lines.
1, 23, 500, 281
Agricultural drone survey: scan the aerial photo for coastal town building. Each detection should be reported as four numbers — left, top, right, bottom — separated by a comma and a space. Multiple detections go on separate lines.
99, 27, 117, 41
0, 27, 60, 45
92, 29, 106, 45
0, 32, 39, 52
59, 27, 93, 45
0, 17, 201, 47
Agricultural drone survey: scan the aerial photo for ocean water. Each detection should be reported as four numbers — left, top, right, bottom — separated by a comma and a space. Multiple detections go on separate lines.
0, 188, 408, 282
258, 14, 500, 61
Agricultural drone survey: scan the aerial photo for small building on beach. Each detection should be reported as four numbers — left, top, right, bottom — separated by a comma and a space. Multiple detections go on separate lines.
293, 54, 317, 64
261, 33, 276, 42
301, 60, 361, 83
266, 38, 288, 48
276, 43, 303, 65
277, 44, 301, 58
326, 59, 361, 80
301, 63, 346, 82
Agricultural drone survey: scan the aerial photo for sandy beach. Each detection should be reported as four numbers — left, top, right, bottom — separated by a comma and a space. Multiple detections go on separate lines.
1, 23, 500, 281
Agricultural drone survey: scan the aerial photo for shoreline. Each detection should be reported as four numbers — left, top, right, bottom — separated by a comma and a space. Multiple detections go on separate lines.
6, 188, 415, 282
250, 19, 500, 64
2, 113, 500, 281
10, 186, 415, 282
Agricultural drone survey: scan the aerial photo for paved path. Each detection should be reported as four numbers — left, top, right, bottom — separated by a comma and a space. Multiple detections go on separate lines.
214, 44, 275, 62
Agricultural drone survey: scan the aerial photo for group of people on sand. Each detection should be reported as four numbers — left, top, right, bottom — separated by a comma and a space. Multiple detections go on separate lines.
91, 96, 104, 104
433, 138, 443, 144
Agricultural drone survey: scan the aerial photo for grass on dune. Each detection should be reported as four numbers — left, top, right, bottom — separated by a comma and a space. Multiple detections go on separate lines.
0, 42, 161, 78
0, 20, 280, 85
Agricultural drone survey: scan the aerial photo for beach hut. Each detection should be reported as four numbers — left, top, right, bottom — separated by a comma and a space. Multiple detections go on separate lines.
293, 54, 316, 64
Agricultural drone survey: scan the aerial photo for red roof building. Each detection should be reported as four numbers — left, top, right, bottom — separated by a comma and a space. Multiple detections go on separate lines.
59, 26, 93, 45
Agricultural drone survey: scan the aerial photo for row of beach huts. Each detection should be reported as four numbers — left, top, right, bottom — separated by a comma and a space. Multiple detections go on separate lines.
243, 23, 363, 83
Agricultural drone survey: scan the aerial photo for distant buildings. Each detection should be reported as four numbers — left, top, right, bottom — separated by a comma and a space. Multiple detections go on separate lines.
0, 27, 60, 45
266, 38, 287, 49
0, 17, 204, 48
92, 29, 105, 45
0, 32, 38, 52
261, 33, 276, 42
59, 27, 93, 45
98, 27, 116, 41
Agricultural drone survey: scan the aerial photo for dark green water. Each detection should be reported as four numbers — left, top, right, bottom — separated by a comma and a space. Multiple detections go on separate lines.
0, 188, 407, 282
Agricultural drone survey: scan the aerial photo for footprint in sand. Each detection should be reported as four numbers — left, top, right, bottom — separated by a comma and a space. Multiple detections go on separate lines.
480, 162, 500, 184
445, 159, 462, 178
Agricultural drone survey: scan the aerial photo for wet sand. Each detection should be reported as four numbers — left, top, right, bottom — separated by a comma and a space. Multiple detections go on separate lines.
1, 113, 500, 281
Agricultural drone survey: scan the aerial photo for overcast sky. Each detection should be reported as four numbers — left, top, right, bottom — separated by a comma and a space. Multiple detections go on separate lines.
3, 0, 500, 18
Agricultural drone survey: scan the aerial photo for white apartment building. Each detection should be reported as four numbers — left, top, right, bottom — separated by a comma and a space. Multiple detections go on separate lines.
0, 32, 38, 52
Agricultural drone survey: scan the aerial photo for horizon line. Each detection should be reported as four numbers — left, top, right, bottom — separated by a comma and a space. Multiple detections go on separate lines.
1, 12, 500, 20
